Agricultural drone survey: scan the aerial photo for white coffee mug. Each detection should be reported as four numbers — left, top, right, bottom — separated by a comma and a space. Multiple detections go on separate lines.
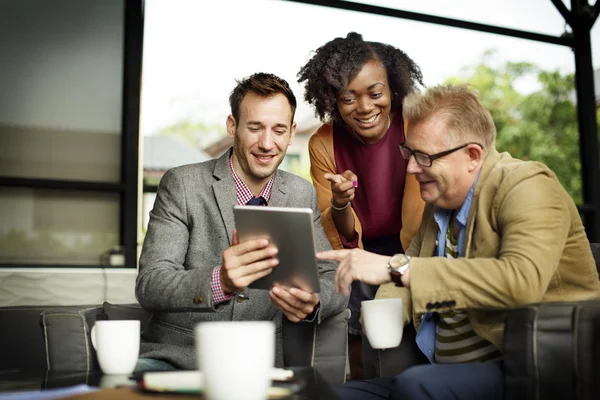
90, 320, 140, 375
196, 321, 275, 400
361, 298, 404, 349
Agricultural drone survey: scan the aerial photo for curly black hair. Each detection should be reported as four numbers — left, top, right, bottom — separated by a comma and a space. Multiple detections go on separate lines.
297, 32, 424, 122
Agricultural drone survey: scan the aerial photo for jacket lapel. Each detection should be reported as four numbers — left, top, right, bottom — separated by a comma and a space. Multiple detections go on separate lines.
212, 150, 237, 245
211, 149, 289, 243
420, 205, 438, 256
268, 171, 288, 207
464, 150, 504, 256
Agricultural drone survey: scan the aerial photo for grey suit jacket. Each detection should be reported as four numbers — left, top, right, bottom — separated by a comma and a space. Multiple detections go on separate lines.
136, 149, 348, 369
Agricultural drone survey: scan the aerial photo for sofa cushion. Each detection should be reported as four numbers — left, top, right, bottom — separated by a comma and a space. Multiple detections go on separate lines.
40, 303, 149, 373
102, 302, 151, 332
41, 307, 102, 372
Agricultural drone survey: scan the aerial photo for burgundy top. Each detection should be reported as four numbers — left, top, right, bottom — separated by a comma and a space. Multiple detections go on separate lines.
333, 114, 408, 243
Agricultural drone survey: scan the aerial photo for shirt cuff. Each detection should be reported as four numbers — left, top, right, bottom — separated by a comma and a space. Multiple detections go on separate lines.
211, 266, 234, 304
302, 303, 320, 323
339, 231, 359, 249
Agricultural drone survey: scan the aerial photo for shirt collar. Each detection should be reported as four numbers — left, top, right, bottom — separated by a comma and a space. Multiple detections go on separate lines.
456, 176, 478, 227
229, 155, 274, 205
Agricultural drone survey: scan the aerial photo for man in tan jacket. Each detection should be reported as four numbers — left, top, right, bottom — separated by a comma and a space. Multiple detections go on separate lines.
318, 84, 600, 400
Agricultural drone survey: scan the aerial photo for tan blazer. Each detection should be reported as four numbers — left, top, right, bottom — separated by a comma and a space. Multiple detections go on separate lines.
376, 149, 600, 351
308, 123, 425, 251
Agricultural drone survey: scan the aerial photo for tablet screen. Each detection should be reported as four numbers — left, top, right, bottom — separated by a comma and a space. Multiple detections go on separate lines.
233, 206, 321, 293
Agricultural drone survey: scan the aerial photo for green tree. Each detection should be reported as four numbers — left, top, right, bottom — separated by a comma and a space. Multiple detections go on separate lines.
446, 50, 584, 204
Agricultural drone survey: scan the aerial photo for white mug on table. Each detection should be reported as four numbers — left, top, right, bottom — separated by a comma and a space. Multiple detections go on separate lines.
90, 320, 140, 375
196, 321, 275, 400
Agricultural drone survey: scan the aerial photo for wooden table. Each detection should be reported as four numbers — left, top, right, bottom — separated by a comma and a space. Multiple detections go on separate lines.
1, 367, 340, 400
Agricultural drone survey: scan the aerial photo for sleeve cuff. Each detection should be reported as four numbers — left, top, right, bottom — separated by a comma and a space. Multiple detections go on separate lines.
211, 266, 234, 304
301, 303, 320, 323
339, 231, 359, 249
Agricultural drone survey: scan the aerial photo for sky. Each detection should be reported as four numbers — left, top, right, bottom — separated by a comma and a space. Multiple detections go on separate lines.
140, 0, 600, 136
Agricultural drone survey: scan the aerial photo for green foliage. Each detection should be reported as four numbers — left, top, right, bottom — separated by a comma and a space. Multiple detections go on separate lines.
446, 50, 585, 204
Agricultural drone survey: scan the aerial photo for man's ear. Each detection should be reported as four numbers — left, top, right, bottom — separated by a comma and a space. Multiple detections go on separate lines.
467, 144, 484, 172
226, 115, 236, 139
288, 122, 297, 146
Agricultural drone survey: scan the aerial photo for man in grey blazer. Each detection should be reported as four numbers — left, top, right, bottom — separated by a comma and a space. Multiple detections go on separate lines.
135, 72, 348, 371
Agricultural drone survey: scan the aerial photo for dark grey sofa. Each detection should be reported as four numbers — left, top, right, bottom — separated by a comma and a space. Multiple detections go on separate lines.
0, 302, 350, 387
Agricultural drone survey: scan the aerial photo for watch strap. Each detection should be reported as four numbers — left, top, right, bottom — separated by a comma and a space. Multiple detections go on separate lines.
390, 270, 404, 287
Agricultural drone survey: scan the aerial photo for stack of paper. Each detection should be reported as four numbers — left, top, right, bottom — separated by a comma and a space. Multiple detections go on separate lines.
142, 368, 294, 393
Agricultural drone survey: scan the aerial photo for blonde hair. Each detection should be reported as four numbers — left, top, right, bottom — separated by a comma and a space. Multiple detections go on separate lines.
402, 84, 496, 150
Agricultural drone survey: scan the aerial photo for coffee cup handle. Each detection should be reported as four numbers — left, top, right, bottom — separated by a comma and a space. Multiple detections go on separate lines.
90, 324, 97, 350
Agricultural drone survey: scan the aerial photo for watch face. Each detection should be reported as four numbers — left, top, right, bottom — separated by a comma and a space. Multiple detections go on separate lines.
389, 254, 409, 269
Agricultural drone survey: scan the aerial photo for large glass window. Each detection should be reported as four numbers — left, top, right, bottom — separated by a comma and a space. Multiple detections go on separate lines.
0, 0, 123, 183
0, 0, 138, 268
140, 0, 589, 226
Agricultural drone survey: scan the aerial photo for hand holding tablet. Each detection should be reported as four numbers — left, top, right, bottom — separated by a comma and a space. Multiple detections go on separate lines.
220, 229, 279, 294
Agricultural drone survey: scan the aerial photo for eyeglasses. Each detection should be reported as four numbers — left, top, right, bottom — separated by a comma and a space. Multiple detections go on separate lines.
399, 142, 483, 167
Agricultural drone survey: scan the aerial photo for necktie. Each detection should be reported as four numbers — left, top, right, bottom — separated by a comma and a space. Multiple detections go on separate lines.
246, 197, 266, 206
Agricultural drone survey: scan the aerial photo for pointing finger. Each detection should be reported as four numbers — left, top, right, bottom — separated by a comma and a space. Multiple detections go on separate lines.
316, 249, 351, 261
324, 173, 346, 185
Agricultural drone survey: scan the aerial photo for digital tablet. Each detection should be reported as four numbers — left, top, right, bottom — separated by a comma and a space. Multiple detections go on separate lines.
233, 205, 321, 293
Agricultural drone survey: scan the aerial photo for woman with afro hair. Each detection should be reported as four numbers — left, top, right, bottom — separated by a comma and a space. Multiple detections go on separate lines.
298, 32, 426, 379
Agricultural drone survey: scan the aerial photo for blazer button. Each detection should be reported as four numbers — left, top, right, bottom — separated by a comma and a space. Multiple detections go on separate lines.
426, 302, 434, 310
236, 294, 248, 303
193, 296, 202, 304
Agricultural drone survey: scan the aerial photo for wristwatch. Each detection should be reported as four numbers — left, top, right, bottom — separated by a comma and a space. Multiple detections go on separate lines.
387, 254, 411, 287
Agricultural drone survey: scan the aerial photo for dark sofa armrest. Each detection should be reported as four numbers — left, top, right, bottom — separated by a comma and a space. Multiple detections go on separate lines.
283, 308, 350, 387
503, 300, 600, 400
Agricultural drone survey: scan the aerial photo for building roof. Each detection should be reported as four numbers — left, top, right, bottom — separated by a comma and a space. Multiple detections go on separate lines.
143, 135, 211, 171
